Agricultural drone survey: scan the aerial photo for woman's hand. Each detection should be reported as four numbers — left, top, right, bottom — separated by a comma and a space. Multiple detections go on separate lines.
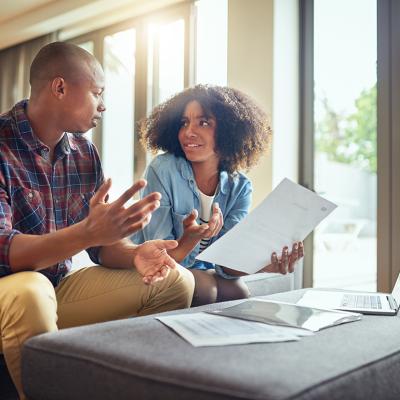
182, 204, 223, 240
260, 242, 304, 275
169, 204, 223, 263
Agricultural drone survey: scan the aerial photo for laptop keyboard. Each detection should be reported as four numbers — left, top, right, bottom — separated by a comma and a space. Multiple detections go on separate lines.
341, 294, 382, 309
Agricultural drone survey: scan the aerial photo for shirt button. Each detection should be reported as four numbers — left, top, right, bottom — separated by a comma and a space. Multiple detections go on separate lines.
28, 191, 34, 200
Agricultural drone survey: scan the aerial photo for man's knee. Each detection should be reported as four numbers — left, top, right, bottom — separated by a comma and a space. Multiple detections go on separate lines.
2, 272, 57, 333
166, 265, 195, 308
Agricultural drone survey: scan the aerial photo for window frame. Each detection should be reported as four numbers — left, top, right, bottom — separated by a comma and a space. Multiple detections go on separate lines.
299, 0, 400, 291
68, 2, 194, 182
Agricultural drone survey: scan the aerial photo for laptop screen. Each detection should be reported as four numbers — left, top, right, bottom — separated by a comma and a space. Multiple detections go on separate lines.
391, 274, 400, 306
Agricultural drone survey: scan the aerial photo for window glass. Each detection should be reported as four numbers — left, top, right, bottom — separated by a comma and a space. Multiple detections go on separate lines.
77, 41, 94, 141
313, 0, 377, 290
148, 19, 184, 110
102, 29, 136, 201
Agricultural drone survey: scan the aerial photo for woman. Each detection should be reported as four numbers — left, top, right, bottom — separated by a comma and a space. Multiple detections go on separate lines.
132, 84, 303, 305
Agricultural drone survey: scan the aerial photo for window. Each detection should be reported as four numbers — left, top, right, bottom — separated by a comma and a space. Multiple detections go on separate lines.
102, 29, 135, 201
77, 41, 94, 142
70, 3, 192, 194
70, 1, 230, 193
147, 19, 184, 109
298, 0, 400, 291
313, 0, 377, 290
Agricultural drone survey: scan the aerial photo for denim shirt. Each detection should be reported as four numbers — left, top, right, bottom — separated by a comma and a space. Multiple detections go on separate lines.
132, 153, 252, 271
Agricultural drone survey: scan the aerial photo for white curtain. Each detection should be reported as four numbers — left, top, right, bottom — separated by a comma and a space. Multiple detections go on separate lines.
0, 33, 58, 113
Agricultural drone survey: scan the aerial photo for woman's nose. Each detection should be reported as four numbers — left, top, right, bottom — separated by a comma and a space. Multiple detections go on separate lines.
185, 122, 196, 136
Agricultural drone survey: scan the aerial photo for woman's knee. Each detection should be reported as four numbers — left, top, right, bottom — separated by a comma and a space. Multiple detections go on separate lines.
191, 269, 218, 306
216, 277, 250, 302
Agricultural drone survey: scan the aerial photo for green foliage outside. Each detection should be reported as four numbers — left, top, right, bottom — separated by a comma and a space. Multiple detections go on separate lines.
315, 84, 377, 173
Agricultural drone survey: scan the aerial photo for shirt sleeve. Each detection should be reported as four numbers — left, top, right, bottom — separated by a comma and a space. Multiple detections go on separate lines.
131, 162, 176, 244
85, 143, 104, 265
0, 184, 21, 277
218, 179, 253, 238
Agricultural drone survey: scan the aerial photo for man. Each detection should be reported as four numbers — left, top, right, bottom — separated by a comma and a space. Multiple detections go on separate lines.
0, 42, 194, 399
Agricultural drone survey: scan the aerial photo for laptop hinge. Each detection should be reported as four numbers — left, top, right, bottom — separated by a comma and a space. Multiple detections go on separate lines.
387, 296, 398, 310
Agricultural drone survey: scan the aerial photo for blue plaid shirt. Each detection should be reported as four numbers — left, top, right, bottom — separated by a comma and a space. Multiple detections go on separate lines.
0, 100, 104, 286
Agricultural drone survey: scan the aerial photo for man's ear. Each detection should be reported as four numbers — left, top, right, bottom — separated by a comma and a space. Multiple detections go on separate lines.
52, 77, 66, 99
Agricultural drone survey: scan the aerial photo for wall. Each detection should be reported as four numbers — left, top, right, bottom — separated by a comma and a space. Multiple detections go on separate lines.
227, 0, 274, 208
272, 0, 299, 187
227, 0, 299, 209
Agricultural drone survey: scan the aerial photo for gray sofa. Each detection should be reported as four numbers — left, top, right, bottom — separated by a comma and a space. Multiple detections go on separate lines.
22, 289, 400, 400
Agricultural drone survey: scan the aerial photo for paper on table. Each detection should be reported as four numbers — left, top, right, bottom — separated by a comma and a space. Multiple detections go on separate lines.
196, 178, 337, 274
157, 312, 313, 347
296, 291, 350, 309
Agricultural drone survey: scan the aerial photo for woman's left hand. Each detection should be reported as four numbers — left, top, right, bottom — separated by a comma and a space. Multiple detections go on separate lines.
259, 242, 304, 275
183, 203, 223, 240
202, 203, 224, 238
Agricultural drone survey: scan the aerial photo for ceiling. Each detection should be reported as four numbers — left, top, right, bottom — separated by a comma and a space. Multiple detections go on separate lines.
0, 0, 183, 50
0, 0, 56, 24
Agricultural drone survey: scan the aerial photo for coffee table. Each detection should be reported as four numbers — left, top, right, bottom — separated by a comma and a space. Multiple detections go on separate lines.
22, 289, 400, 400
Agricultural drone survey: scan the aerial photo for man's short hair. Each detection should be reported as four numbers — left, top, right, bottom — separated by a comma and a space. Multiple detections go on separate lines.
29, 42, 96, 92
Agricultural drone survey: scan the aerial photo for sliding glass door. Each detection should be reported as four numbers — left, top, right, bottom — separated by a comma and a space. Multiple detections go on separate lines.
313, 0, 377, 290
300, 0, 381, 290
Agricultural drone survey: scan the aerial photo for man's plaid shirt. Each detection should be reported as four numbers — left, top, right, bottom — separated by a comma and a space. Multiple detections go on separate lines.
0, 100, 103, 286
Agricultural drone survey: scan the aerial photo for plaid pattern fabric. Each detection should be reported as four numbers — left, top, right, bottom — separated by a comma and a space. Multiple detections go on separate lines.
0, 100, 104, 286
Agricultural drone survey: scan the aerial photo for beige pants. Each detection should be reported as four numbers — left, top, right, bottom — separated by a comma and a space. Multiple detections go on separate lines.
0, 265, 194, 399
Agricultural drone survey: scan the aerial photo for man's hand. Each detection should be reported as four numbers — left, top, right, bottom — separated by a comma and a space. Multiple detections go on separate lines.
83, 178, 160, 247
133, 239, 179, 284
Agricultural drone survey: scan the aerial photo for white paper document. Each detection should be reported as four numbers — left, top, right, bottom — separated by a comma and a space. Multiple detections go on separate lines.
196, 178, 337, 274
296, 291, 351, 310
157, 312, 313, 347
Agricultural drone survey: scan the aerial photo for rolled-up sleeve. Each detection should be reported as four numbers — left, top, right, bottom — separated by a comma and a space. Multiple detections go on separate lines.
0, 185, 21, 277
131, 163, 175, 244
85, 144, 104, 265
218, 180, 253, 238
214, 179, 253, 279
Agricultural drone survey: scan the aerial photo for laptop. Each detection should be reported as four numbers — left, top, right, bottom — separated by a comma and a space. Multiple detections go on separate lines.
297, 274, 400, 315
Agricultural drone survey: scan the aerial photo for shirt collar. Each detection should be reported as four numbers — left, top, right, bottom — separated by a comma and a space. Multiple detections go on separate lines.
60, 133, 78, 153
177, 155, 229, 195
12, 99, 77, 155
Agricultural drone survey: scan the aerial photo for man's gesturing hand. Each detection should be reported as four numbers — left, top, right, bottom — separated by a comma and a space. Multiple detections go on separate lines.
83, 178, 160, 246
133, 240, 179, 284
